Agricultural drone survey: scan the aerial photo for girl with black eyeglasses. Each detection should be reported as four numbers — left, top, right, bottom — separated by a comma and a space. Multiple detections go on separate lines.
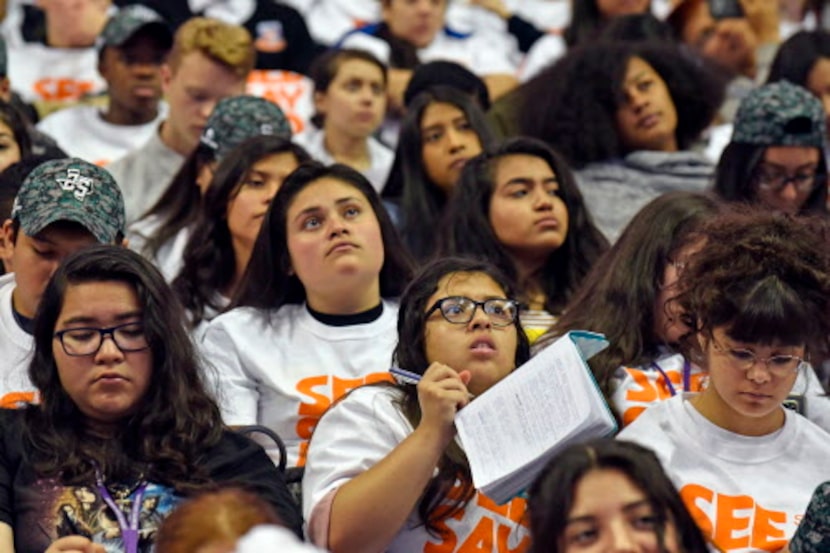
0, 246, 301, 553
714, 81, 829, 216
302, 257, 532, 552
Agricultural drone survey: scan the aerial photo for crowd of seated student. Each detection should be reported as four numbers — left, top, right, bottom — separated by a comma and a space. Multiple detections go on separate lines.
0, 1, 828, 552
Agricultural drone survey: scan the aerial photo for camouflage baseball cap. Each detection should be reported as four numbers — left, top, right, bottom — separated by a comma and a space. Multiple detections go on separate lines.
732, 81, 826, 148
11, 158, 125, 243
788, 482, 830, 553
97, 5, 173, 51
199, 95, 292, 162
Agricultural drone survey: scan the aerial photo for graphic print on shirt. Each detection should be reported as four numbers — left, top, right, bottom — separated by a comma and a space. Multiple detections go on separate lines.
295, 371, 392, 466
614, 360, 706, 426
422, 481, 530, 553
17, 478, 179, 553
681, 483, 797, 552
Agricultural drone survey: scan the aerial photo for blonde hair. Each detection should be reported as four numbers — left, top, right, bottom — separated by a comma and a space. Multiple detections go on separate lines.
168, 17, 255, 79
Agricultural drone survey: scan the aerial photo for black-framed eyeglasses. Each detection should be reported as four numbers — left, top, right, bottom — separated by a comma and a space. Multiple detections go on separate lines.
53, 322, 150, 357
753, 165, 825, 194
426, 296, 519, 327
711, 340, 804, 378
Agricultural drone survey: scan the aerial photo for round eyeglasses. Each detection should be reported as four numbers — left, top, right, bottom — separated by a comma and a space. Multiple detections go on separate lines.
711, 340, 804, 378
54, 322, 150, 356
426, 296, 519, 327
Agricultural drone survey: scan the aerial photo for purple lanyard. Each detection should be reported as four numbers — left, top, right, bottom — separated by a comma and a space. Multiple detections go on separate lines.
94, 470, 147, 553
649, 358, 691, 397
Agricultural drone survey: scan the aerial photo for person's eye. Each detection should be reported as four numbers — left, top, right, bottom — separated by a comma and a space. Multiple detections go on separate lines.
243, 178, 266, 188
442, 301, 466, 316
344, 80, 361, 92
302, 216, 321, 230
188, 91, 209, 103
509, 188, 528, 198
118, 324, 145, 338
729, 349, 755, 363
32, 247, 56, 260
457, 120, 473, 132
546, 186, 561, 197
637, 80, 653, 92
566, 528, 598, 545
66, 329, 97, 342
371, 83, 385, 95
423, 130, 442, 143
632, 514, 660, 529
343, 205, 362, 218
770, 355, 799, 367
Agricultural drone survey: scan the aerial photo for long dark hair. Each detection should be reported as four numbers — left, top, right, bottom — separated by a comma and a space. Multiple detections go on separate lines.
171, 136, 311, 327
539, 192, 721, 397
232, 162, 414, 312
382, 86, 496, 260
392, 256, 531, 536
768, 30, 830, 87
528, 438, 710, 553
713, 143, 829, 215
517, 41, 724, 168
139, 143, 215, 258
438, 137, 608, 314
25, 245, 223, 491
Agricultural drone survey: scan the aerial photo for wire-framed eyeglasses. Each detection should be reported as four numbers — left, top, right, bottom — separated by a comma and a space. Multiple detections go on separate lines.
53, 322, 150, 356
711, 340, 804, 377
426, 296, 519, 327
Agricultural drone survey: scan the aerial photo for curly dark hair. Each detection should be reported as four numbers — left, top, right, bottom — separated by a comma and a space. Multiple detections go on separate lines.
528, 438, 709, 553
26, 245, 224, 492
381, 85, 496, 260
172, 135, 311, 327
232, 161, 414, 312
438, 137, 608, 314
517, 41, 725, 168
392, 256, 531, 537
677, 207, 830, 359
538, 192, 722, 398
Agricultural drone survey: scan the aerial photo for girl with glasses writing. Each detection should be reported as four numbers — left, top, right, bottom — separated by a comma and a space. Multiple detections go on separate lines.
0, 246, 301, 553
302, 257, 532, 552
618, 209, 830, 552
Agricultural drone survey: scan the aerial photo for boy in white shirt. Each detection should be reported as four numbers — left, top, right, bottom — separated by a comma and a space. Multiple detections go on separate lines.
0, 157, 125, 408
36, 5, 172, 166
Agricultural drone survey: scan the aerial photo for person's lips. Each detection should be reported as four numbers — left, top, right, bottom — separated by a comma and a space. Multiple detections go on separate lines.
469, 336, 497, 357
534, 216, 559, 229
327, 241, 359, 256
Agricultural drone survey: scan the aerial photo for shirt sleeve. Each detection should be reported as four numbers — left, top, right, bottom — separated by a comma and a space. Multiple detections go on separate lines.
200, 315, 260, 426
205, 431, 304, 539
301, 387, 410, 537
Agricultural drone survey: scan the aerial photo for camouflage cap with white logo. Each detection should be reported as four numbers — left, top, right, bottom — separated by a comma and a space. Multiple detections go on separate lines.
97, 4, 172, 51
732, 81, 826, 148
11, 158, 125, 243
199, 95, 292, 163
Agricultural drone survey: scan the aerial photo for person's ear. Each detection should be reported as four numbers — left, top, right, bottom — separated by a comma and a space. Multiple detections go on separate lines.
0, 219, 15, 272
0, 78, 11, 103
313, 90, 327, 116
161, 63, 173, 94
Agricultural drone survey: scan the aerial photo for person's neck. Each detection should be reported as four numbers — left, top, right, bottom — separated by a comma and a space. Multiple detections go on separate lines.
159, 120, 194, 156
45, 17, 105, 48
84, 418, 119, 439
103, 103, 159, 126
689, 389, 785, 437
306, 279, 381, 315
324, 127, 371, 170
512, 256, 547, 309
10, 287, 34, 319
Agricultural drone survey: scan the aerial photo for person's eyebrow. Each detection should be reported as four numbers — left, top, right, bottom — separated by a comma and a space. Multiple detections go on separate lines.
59, 311, 143, 326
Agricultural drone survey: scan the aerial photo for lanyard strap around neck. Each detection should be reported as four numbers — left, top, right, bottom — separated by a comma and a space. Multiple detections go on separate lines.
94, 469, 147, 553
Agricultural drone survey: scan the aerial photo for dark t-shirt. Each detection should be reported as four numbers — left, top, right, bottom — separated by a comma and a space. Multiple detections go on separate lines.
0, 409, 303, 553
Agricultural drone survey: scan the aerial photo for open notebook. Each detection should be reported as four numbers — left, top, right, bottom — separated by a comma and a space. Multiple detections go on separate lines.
455, 331, 617, 504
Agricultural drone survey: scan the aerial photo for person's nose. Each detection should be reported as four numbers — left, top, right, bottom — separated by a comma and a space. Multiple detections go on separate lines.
467, 303, 493, 331
328, 213, 349, 238
745, 360, 773, 384
609, 520, 638, 552
94, 334, 126, 364
532, 187, 554, 210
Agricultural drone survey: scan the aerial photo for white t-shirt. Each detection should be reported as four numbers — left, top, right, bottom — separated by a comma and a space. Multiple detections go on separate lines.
303, 385, 532, 552
246, 69, 315, 136
200, 300, 399, 468
36, 104, 168, 166
6, 41, 106, 106
618, 394, 830, 552
340, 26, 519, 77
106, 124, 186, 225
127, 216, 191, 284
0, 273, 37, 408
293, 127, 394, 193
612, 352, 830, 433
